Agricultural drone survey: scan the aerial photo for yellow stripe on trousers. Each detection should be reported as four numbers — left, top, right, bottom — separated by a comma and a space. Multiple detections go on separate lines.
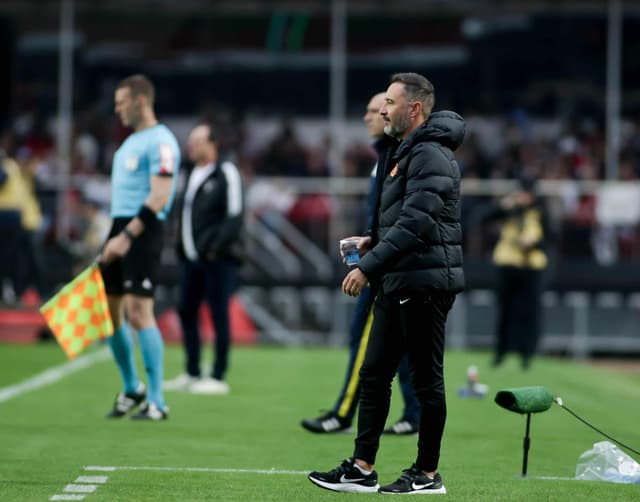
337, 307, 374, 417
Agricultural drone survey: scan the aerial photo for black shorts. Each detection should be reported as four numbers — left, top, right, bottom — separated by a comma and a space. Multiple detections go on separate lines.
100, 217, 162, 297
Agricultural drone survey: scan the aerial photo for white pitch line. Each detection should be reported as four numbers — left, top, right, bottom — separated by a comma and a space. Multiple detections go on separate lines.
50, 495, 85, 501
75, 476, 108, 484
64, 484, 97, 493
85, 465, 308, 475
0, 347, 110, 404
526, 475, 576, 481
83, 466, 577, 480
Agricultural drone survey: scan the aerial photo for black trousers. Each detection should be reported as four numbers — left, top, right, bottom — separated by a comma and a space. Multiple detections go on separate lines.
177, 258, 238, 381
332, 286, 420, 425
353, 291, 455, 472
495, 266, 543, 364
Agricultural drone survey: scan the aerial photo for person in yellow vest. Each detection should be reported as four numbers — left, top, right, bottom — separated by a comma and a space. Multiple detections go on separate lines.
488, 174, 550, 369
0, 150, 28, 303
13, 153, 44, 302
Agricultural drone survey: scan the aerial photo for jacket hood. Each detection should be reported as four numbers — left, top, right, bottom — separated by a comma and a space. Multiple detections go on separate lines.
393, 110, 465, 160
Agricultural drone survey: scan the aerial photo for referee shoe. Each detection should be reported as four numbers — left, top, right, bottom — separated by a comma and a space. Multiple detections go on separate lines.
105, 383, 146, 418
131, 402, 169, 421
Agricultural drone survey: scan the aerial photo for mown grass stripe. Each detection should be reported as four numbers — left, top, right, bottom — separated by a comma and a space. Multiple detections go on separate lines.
0, 348, 110, 403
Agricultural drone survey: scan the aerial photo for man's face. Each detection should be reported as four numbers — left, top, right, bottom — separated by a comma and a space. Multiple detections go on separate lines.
114, 87, 142, 128
187, 125, 212, 164
363, 93, 386, 139
380, 82, 411, 138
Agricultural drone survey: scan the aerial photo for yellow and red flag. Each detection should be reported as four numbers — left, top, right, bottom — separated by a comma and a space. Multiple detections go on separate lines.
40, 264, 113, 359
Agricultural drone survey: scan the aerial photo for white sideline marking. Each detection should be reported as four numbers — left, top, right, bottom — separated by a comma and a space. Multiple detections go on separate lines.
85, 465, 308, 475
75, 476, 108, 484
527, 475, 575, 481
64, 484, 97, 493
0, 348, 110, 403
83, 466, 576, 480
50, 495, 85, 501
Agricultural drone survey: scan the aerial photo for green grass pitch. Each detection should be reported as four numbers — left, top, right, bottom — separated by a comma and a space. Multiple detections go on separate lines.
1, 342, 639, 501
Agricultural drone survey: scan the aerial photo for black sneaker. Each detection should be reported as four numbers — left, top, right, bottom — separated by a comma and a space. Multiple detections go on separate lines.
379, 465, 446, 495
308, 458, 379, 493
130, 402, 169, 421
383, 419, 419, 435
105, 383, 146, 418
301, 411, 352, 433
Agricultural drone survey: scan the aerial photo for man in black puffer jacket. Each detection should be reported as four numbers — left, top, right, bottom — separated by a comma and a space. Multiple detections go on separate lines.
309, 73, 465, 495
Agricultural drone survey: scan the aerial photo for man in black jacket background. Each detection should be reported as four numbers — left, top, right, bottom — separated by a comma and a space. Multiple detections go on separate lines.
309, 73, 465, 494
164, 123, 244, 395
301, 91, 420, 436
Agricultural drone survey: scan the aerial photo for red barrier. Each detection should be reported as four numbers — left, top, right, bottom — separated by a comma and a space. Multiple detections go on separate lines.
157, 295, 257, 345
0, 295, 257, 345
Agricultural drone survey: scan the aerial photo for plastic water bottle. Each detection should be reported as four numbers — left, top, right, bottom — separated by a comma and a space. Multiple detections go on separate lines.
576, 441, 640, 484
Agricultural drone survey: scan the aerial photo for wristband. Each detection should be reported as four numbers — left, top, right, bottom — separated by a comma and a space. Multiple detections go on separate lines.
137, 204, 156, 228
121, 227, 136, 241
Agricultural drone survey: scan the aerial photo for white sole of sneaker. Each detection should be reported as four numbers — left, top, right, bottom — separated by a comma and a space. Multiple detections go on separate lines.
300, 426, 353, 434
308, 476, 380, 493
379, 485, 447, 495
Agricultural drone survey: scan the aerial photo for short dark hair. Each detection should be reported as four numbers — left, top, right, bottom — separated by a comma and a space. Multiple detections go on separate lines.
117, 74, 155, 105
390, 72, 435, 116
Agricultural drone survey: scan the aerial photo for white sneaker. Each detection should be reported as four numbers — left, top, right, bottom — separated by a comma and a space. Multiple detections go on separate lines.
163, 373, 199, 391
189, 377, 230, 395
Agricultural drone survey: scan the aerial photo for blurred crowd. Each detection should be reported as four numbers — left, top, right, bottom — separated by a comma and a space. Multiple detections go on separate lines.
3, 105, 640, 307
7, 104, 640, 183
459, 111, 640, 265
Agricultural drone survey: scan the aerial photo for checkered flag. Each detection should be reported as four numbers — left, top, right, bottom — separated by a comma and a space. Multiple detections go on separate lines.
40, 264, 113, 359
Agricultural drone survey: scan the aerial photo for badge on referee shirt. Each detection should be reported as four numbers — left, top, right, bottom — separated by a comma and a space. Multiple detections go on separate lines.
159, 144, 175, 175
125, 155, 139, 171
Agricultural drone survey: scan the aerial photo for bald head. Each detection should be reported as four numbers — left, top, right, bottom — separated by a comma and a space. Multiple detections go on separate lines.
363, 92, 386, 139
187, 123, 218, 166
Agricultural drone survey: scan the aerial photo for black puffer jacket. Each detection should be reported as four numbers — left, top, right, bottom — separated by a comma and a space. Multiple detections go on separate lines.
357, 110, 465, 296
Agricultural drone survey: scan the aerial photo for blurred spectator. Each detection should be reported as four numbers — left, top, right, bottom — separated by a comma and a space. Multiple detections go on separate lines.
306, 134, 332, 177
20, 113, 54, 160
342, 142, 378, 177
12, 150, 46, 302
68, 193, 111, 273
198, 101, 247, 163
259, 118, 308, 176
484, 174, 552, 370
561, 162, 599, 261
72, 111, 101, 175
0, 133, 29, 304
455, 131, 491, 179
